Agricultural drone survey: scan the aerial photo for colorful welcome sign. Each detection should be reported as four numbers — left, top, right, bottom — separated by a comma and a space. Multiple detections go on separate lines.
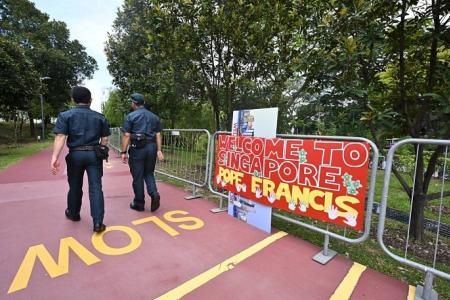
214, 135, 371, 230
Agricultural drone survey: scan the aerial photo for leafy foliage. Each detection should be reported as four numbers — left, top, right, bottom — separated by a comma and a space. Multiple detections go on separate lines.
101, 89, 129, 127
104, 0, 449, 239
106, 0, 301, 131
0, 0, 97, 134
0, 37, 39, 114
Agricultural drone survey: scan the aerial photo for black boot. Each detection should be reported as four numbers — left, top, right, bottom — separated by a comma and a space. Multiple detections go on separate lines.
93, 222, 106, 232
65, 209, 81, 221
150, 193, 160, 212
130, 202, 145, 212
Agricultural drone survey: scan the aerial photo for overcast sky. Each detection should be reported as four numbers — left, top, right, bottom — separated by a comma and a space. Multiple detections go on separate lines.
31, 0, 123, 112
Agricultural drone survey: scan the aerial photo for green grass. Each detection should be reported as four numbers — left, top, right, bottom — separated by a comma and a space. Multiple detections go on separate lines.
157, 146, 208, 185
0, 141, 52, 170
0, 121, 55, 170
161, 146, 208, 165
375, 170, 450, 224
0, 122, 46, 144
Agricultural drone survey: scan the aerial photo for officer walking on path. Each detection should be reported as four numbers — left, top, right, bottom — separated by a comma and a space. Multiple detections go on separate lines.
121, 93, 164, 212
51, 86, 111, 233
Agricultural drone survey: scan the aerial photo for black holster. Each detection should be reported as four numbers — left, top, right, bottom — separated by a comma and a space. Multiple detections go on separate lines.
130, 134, 148, 148
94, 145, 109, 162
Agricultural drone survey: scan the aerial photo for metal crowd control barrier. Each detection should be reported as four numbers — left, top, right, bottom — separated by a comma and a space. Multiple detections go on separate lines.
158, 129, 211, 199
108, 128, 211, 199
377, 139, 450, 300
208, 131, 379, 264
109, 127, 122, 155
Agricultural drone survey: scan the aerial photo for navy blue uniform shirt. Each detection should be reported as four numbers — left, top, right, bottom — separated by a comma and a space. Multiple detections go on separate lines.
53, 105, 111, 148
123, 107, 162, 140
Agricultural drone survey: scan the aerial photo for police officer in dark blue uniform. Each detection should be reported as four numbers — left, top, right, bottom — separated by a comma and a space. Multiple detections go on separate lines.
120, 93, 164, 212
51, 86, 111, 232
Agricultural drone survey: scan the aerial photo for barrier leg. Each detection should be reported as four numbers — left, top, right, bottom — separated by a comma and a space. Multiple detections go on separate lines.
185, 185, 202, 200
210, 196, 228, 213
313, 234, 337, 265
117, 129, 121, 156
415, 271, 438, 300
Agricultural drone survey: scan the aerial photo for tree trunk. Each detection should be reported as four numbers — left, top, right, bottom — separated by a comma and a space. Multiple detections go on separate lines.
398, 0, 414, 132
19, 113, 24, 138
214, 104, 220, 131
12, 111, 18, 146
426, 0, 440, 92
410, 144, 425, 241
28, 111, 35, 137
209, 89, 220, 131
405, 0, 444, 242
44, 116, 51, 138
409, 192, 425, 241
225, 83, 233, 131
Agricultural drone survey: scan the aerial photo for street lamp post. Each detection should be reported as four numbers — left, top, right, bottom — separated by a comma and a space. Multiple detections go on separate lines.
40, 77, 51, 141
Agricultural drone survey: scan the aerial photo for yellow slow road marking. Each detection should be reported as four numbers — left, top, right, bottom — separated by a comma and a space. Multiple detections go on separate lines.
329, 262, 367, 300
154, 231, 288, 300
407, 285, 416, 300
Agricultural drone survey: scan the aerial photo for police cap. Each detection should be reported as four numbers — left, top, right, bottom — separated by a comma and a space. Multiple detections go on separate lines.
130, 93, 145, 105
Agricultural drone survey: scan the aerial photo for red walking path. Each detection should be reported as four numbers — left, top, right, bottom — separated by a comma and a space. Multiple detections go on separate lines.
0, 147, 415, 299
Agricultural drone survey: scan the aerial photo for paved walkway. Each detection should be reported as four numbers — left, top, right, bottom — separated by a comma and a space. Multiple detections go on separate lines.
0, 148, 414, 299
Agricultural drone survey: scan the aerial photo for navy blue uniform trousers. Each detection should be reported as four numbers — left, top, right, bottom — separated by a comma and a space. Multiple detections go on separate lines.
128, 143, 158, 206
65, 151, 104, 223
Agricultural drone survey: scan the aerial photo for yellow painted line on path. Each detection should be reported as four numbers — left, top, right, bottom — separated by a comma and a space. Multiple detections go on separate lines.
154, 231, 288, 300
407, 285, 416, 300
329, 262, 367, 300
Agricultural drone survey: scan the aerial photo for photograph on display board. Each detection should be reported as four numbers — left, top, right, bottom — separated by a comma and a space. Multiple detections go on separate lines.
226, 108, 278, 233
234, 110, 255, 136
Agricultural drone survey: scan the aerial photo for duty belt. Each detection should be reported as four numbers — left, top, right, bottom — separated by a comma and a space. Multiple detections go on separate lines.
130, 139, 156, 144
69, 145, 96, 151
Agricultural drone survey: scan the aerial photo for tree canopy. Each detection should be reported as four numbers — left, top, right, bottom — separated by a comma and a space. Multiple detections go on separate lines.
105, 0, 449, 240
0, 0, 97, 135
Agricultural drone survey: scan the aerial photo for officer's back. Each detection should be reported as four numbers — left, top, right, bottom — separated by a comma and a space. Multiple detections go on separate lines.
57, 105, 110, 148
121, 92, 163, 213
125, 107, 160, 142
51, 86, 110, 233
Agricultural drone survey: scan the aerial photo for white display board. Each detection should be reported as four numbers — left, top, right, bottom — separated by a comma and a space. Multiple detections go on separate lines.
228, 107, 278, 233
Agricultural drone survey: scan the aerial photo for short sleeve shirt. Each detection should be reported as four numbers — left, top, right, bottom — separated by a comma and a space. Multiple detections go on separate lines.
53, 105, 111, 148
123, 107, 162, 141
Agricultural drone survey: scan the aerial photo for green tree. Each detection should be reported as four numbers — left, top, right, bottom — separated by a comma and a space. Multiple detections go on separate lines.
370, 0, 450, 240
102, 89, 129, 127
0, 37, 39, 114
291, 0, 449, 240
0, 37, 40, 143
1, 0, 97, 136
106, 0, 301, 131
105, 0, 449, 240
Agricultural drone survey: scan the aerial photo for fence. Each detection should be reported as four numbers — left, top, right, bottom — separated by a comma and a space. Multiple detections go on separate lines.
108, 128, 211, 199
207, 131, 379, 264
109, 127, 122, 154
110, 127, 449, 299
377, 138, 450, 300
158, 129, 211, 198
